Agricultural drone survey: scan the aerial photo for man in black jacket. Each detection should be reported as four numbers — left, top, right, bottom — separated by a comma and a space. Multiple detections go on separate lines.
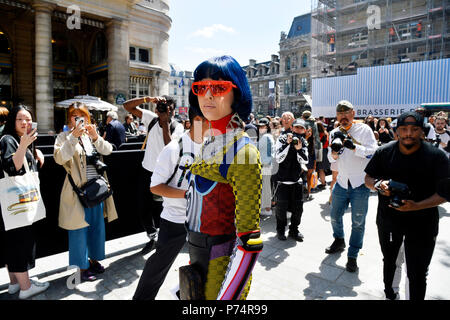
274, 118, 309, 241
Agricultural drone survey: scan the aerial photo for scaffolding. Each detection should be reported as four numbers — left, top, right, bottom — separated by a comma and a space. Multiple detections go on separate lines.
311, 0, 450, 78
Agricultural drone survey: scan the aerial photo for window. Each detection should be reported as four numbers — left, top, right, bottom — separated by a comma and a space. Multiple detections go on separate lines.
302, 54, 308, 68
139, 48, 149, 63
284, 79, 290, 94
130, 46, 151, 63
285, 57, 291, 71
90, 32, 107, 65
258, 84, 263, 97
174, 79, 177, 85
129, 81, 150, 109
174, 87, 177, 95
301, 78, 308, 92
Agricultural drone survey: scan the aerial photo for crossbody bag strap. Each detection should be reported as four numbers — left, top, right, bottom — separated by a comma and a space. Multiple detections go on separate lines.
166, 136, 184, 185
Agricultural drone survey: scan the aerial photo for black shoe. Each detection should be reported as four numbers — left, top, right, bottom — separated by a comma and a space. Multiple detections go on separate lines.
140, 239, 156, 255
288, 232, 304, 242
325, 238, 346, 254
277, 232, 287, 241
317, 184, 326, 190
346, 257, 358, 273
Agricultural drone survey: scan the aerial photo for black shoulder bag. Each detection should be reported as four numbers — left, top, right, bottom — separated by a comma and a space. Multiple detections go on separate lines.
67, 138, 113, 208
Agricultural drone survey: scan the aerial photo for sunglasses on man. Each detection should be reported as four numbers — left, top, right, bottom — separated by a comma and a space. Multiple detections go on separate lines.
191, 80, 237, 97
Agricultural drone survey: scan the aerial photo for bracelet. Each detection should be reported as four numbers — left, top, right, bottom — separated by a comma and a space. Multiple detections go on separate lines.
144, 97, 148, 103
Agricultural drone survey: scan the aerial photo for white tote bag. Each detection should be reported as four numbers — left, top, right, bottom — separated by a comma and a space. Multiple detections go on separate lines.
0, 152, 46, 231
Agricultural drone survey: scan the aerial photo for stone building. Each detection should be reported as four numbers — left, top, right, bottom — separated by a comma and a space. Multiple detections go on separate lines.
168, 63, 193, 119
278, 13, 312, 116
0, 0, 171, 132
243, 13, 312, 118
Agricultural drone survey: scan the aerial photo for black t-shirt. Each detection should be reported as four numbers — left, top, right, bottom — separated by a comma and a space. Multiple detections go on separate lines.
365, 140, 449, 231
0, 134, 38, 179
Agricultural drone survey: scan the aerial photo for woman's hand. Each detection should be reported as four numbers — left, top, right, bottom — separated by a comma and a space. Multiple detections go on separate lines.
20, 128, 38, 149
35, 148, 45, 168
71, 121, 86, 138
85, 124, 99, 142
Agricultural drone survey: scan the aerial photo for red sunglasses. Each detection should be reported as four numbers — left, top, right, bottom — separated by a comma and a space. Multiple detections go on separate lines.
191, 80, 237, 97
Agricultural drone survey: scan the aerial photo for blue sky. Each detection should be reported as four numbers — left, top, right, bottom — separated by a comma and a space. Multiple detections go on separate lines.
168, 0, 312, 72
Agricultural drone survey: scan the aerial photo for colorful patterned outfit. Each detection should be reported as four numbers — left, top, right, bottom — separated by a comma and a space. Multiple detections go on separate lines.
185, 115, 263, 300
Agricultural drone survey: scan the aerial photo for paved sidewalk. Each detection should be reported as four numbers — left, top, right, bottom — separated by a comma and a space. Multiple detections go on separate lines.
1, 178, 449, 300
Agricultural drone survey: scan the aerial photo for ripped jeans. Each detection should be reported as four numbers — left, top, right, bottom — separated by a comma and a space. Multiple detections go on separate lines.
330, 182, 370, 258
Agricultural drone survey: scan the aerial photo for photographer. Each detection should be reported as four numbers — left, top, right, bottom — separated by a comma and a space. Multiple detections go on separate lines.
54, 102, 117, 282
274, 118, 309, 241
123, 95, 184, 254
365, 111, 449, 300
325, 100, 378, 273
433, 115, 450, 158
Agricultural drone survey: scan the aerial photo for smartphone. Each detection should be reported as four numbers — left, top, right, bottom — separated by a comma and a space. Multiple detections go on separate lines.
75, 117, 84, 127
31, 122, 37, 130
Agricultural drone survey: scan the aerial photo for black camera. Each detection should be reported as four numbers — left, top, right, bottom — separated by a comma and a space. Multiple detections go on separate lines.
87, 151, 108, 174
434, 134, 441, 148
292, 136, 300, 146
330, 131, 348, 153
156, 101, 170, 113
388, 179, 411, 208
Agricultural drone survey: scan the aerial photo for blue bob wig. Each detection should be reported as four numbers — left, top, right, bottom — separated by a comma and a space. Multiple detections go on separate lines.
188, 55, 253, 122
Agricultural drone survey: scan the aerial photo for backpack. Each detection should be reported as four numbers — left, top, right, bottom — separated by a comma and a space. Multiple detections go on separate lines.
141, 118, 179, 150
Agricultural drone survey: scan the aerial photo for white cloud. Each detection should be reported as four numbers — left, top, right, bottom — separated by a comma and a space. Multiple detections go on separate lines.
188, 24, 236, 39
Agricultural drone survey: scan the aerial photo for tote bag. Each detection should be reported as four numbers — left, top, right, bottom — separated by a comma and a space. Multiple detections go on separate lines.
0, 148, 46, 231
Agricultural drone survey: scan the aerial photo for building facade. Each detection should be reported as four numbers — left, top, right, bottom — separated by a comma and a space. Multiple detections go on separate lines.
243, 55, 280, 118
0, 0, 171, 132
278, 13, 312, 116
168, 63, 193, 119
243, 13, 312, 118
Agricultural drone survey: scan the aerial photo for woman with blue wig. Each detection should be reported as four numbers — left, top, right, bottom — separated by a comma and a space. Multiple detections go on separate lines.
183, 55, 263, 300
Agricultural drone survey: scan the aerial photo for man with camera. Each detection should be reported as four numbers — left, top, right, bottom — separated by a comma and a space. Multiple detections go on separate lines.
273, 118, 309, 241
325, 100, 378, 273
365, 111, 449, 300
434, 115, 450, 158
123, 95, 184, 254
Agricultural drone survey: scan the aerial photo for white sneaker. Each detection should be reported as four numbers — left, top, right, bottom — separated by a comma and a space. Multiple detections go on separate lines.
8, 283, 20, 295
18, 279, 49, 300
261, 209, 272, 216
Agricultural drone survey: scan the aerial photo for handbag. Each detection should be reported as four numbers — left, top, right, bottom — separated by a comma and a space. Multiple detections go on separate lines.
0, 149, 46, 231
179, 264, 205, 300
67, 174, 113, 208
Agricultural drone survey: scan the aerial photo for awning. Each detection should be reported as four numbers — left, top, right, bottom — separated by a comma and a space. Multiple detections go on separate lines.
55, 95, 118, 112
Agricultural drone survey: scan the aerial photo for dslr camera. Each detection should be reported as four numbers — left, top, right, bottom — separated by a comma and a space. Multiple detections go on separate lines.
292, 136, 300, 146
330, 131, 349, 154
388, 179, 411, 208
87, 150, 108, 174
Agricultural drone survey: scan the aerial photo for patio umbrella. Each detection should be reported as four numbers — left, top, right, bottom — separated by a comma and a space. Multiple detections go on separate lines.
55, 95, 118, 112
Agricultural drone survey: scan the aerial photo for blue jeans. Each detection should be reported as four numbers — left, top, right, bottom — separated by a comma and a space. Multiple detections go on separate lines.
68, 203, 105, 269
330, 182, 370, 258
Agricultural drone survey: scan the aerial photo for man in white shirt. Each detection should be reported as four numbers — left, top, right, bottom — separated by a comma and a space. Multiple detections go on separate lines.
434, 115, 450, 158
133, 107, 206, 300
123, 95, 184, 254
325, 100, 378, 272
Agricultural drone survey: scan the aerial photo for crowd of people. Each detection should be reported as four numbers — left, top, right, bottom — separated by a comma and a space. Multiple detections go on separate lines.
0, 54, 449, 301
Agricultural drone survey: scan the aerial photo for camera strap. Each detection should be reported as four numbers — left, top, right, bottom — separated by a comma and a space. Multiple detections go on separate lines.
141, 117, 178, 150
338, 127, 362, 146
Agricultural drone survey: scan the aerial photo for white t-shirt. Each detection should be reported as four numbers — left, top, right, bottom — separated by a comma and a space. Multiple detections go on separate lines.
150, 132, 202, 224
436, 130, 450, 158
141, 109, 184, 172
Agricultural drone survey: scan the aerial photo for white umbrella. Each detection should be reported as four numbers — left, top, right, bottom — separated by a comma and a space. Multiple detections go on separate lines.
55, 95, 118, 112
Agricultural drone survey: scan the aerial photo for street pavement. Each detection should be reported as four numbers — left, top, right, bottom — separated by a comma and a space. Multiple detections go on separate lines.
1, 176, 450, 301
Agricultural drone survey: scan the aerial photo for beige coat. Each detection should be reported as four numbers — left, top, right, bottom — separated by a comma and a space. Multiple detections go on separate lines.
53, 131, 118, 230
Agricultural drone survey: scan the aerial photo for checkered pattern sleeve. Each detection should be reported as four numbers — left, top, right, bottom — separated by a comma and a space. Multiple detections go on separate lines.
216, 143, 263, 300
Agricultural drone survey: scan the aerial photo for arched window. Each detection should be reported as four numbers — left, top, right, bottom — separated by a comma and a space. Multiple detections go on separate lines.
302, 54, 308, 68
285, 57, 291, 71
